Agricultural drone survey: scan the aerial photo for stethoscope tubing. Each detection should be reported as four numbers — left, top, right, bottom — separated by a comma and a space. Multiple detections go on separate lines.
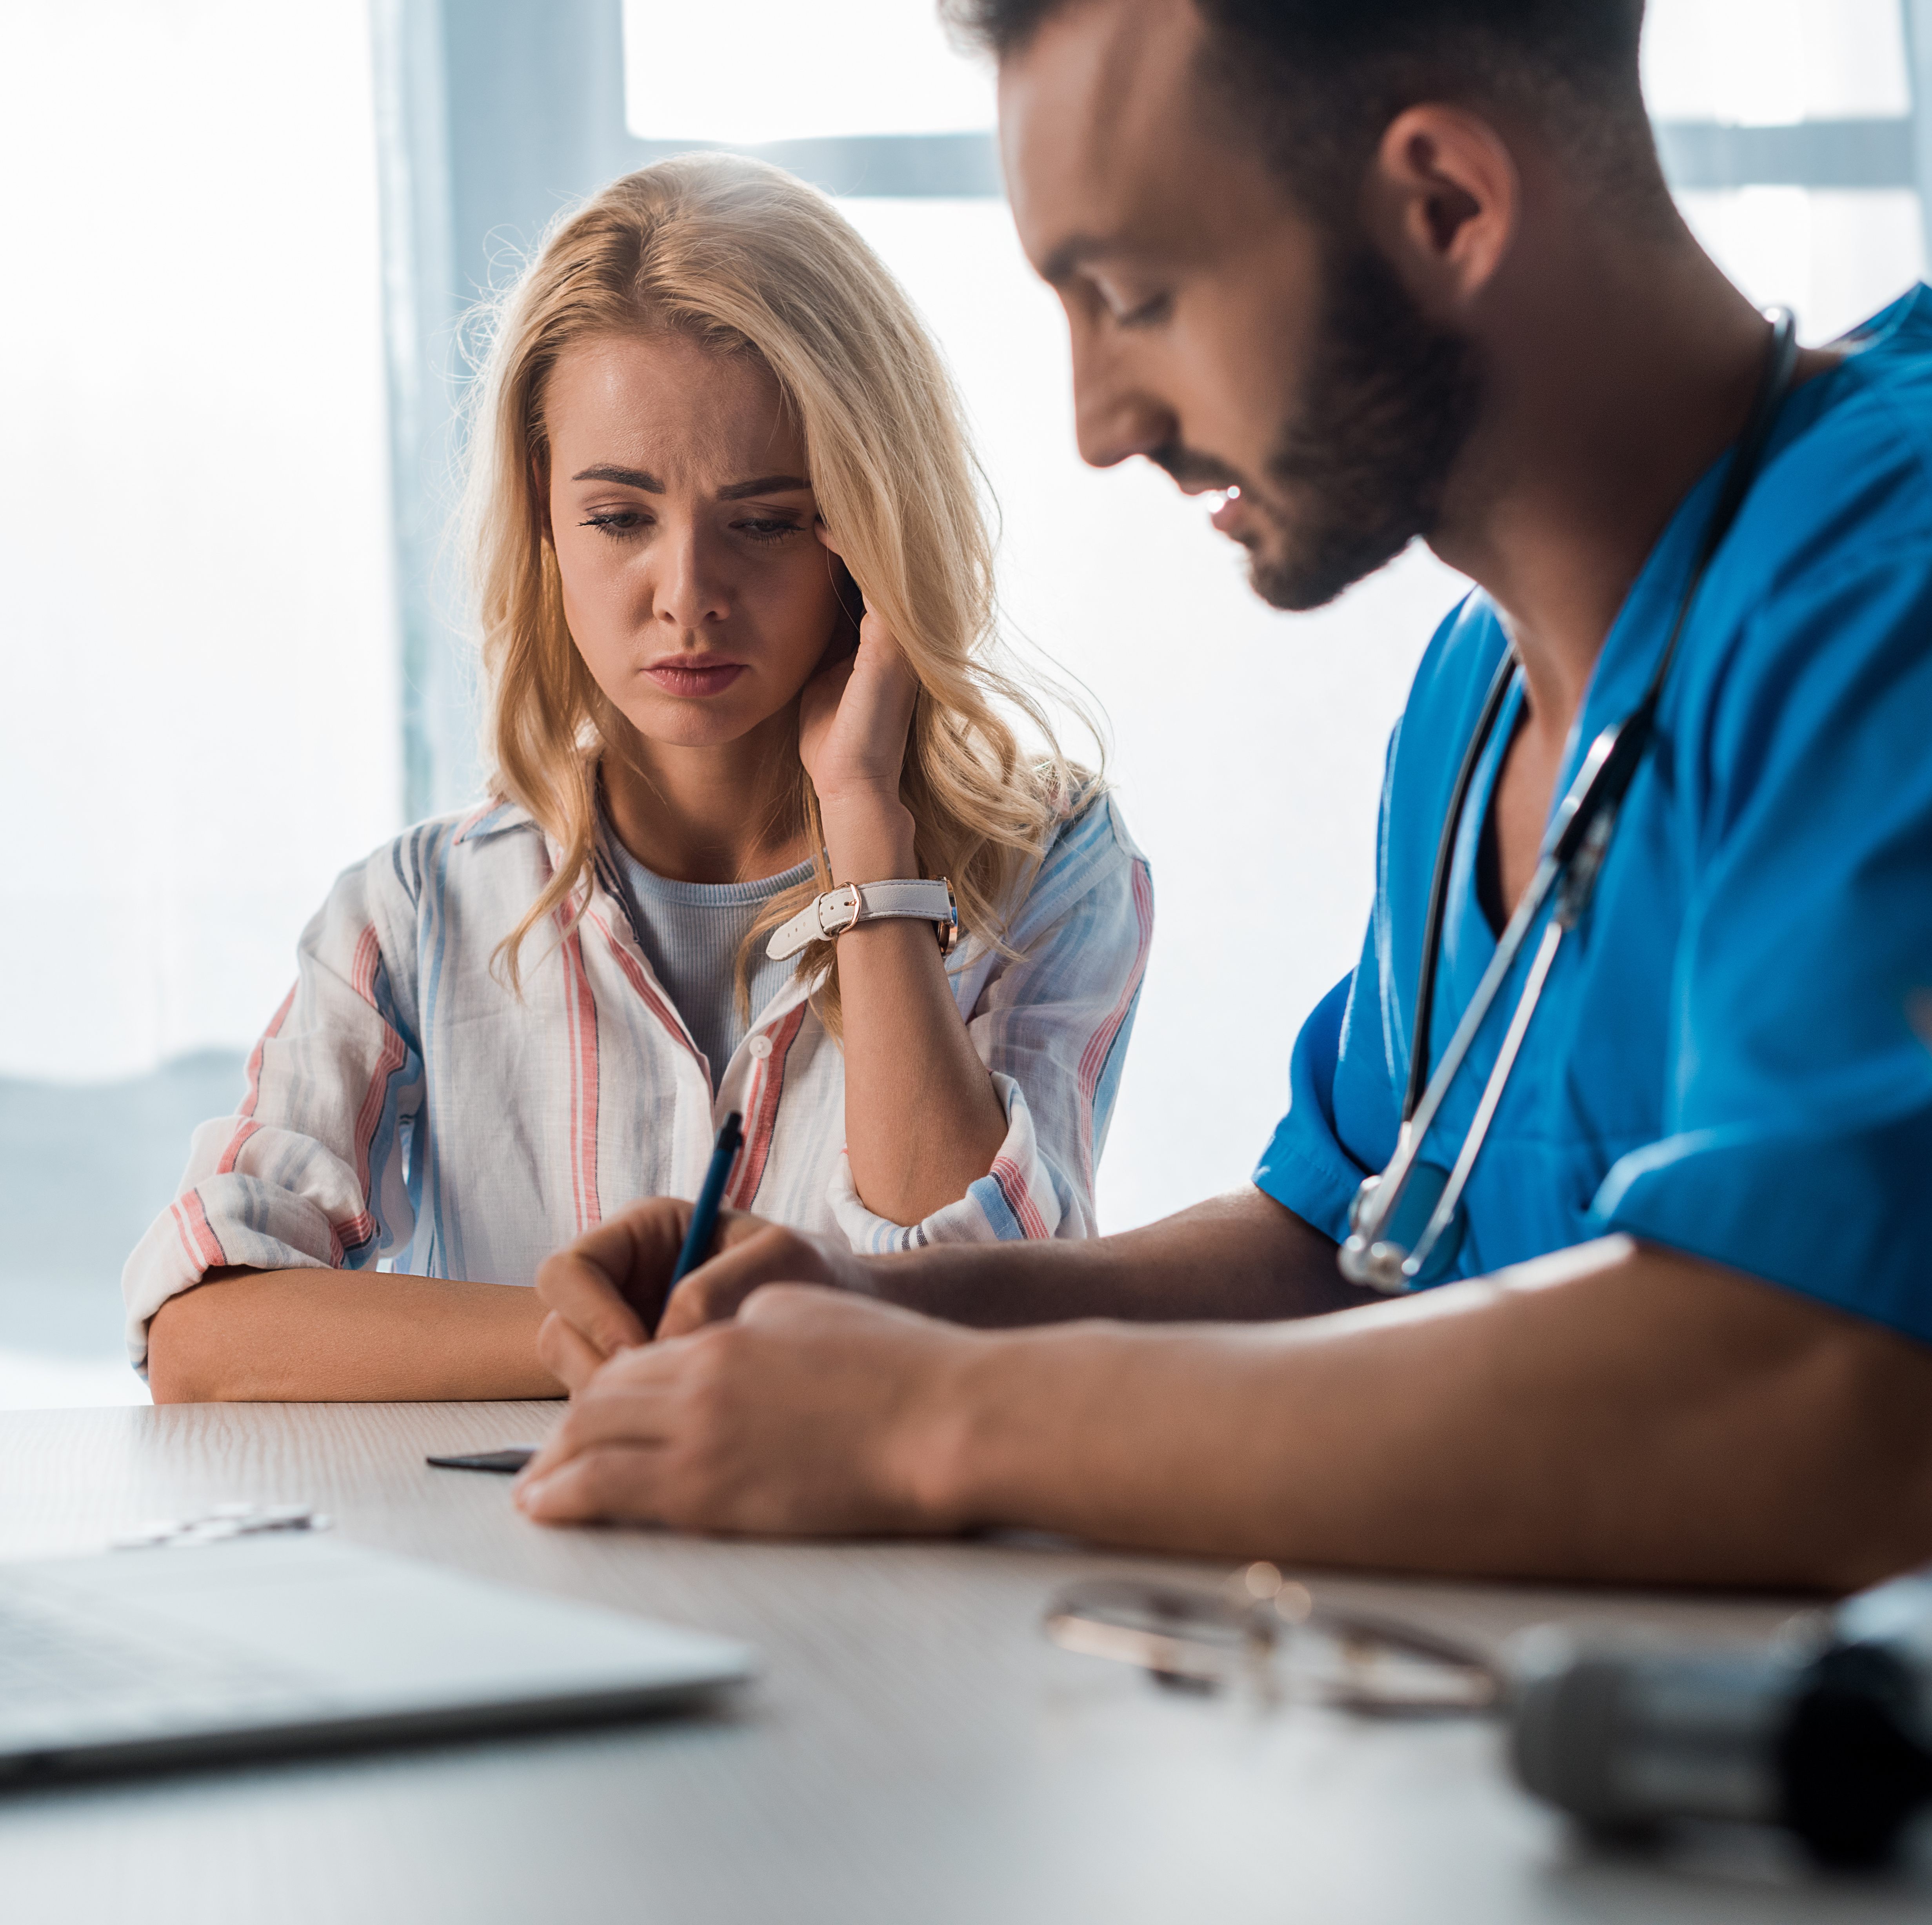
1376, 844, 1560, 1235
1406, 914, 1569, 1278
1401, 648, 1521, 1123
1347, 309, 1802, 1292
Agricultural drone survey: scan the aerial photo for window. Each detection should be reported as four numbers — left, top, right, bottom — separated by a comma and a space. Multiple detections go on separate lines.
0, 2, 397, 1404
1647, 0, 1926, 336
621, 0, 993, 142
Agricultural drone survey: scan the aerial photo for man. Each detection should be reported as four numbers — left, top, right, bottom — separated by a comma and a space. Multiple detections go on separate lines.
513, 0, 1932, 1589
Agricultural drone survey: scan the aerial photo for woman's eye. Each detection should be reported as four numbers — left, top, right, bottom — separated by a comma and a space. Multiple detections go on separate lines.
579, 509, 647, 538
734, 517, 804, 545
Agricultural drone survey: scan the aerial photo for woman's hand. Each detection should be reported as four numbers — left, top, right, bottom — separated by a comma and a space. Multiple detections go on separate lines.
799, 527, 920, 868
533, 1200, 869, 1392
794, 523, 1009, 1227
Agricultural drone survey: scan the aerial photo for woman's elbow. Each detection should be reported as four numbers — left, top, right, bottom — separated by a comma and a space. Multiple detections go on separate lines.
144, 1288, 225, 1402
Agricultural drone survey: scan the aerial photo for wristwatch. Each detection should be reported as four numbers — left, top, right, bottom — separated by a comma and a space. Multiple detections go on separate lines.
766, 878, 959, 960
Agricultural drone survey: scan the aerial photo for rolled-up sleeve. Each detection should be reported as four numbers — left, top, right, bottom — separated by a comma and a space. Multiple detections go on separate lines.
120, 857, 423, 1373
1591, 543, 1932, 1340
1251, 972, 1372, 1242
828, 792, 1154, 1250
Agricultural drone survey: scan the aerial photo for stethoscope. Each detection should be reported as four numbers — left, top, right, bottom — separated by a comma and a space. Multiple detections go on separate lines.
1338, 310, 1801, 1295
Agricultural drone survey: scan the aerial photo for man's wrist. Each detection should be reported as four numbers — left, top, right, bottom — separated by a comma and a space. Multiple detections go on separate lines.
886, 1324, 1009, 1531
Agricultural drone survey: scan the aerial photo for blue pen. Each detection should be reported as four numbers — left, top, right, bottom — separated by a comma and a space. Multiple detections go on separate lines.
671, 1110, 744, 1288
431, 1111, 747, 1478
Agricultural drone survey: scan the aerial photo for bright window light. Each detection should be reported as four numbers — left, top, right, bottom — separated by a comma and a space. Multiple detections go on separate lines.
1641, 0, 1911, 125
622, 0, 996, 143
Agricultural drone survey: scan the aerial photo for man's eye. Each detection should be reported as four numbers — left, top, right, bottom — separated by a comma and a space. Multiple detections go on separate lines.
1117, 291, 1174, 330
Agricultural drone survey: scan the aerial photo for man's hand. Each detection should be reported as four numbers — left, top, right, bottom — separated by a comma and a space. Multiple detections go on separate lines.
515, 1287, 973, 1534
533, 1202, 872, 1391
516, 1235, 1932, 1587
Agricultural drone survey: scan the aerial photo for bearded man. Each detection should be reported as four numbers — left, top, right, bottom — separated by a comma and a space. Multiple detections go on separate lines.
514, 0, 1932, 1589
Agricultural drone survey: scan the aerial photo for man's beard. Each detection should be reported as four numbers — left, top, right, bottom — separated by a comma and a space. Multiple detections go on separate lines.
1259, 240, 1482, 608
1159, 238, 1483, 613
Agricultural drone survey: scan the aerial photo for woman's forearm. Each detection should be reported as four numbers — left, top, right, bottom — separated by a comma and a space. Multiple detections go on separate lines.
145, 1266, 563, 1404
821, 795, 1010, 1225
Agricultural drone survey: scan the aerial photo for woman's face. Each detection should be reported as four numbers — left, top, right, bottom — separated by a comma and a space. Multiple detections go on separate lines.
543, 331, 845, 750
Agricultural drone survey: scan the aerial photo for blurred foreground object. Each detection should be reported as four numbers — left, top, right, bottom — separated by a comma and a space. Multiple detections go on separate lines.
1043, 1562, 1501, 1713
1512, 1565, 1932, 1866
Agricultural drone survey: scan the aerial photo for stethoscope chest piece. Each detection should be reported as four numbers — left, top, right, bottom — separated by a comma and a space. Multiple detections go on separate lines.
1341, 1163, 1467, 1293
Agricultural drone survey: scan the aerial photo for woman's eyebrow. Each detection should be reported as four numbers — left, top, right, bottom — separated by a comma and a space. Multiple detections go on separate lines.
572, 463, 662, 491
567, 466, 811, 500
715, 474, 811, 501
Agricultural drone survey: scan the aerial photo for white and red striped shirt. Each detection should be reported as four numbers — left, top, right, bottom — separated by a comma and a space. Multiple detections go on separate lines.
122, 790, 1154, 1371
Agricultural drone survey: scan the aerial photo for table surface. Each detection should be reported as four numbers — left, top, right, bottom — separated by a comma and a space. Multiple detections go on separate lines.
1, 1402, 1927, 1925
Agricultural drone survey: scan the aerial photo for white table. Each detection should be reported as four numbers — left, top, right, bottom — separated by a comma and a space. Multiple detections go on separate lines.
1, 1402, 1926, 1925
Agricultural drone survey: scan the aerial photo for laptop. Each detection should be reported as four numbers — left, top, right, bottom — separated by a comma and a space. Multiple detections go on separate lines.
0, 1532, 756, 1783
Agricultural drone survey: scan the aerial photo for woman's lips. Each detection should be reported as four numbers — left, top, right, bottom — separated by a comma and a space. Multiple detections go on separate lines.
644, 661, 746, 698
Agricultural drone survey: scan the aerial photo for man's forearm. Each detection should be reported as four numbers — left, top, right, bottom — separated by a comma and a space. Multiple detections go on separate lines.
865, 1186, 1359, 1327
916, 1238, 1932, 1589
641, 1187, 1356, 1348
146, 1268, 562, 1403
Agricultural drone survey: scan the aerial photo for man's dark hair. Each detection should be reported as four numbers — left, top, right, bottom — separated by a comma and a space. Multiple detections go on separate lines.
943, 0, 1662, 218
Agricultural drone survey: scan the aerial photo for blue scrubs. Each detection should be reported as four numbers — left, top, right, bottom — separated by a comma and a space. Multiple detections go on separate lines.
1255, 287, 1932, 1345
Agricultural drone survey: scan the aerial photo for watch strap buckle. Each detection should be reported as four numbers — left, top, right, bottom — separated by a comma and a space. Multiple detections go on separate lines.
816, 883, 863, 941
766, 878, 958, 961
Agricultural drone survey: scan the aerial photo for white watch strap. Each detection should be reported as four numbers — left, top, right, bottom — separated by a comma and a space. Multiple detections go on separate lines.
766, 878, 957, 960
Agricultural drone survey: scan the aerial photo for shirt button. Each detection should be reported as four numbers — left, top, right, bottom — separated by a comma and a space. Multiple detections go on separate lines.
747, 1034, 773, 1061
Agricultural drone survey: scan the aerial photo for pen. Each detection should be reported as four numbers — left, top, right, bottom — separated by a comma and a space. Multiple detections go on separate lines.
670, 1110, 744, 1289
427, 1119, 742, 1480
427, 1118, 746, 1480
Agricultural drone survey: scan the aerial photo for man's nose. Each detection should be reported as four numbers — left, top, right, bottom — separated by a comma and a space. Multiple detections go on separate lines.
1071, 336, 1179, 472
652, 525, 730, 631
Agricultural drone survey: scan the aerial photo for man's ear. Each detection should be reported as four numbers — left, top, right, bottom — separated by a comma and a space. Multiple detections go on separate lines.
1361, 104, 1520, 318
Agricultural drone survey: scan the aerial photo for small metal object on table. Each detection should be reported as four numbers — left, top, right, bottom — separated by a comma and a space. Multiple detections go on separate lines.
0, 1400, 1925, 1925
111, 1501, 332, 1549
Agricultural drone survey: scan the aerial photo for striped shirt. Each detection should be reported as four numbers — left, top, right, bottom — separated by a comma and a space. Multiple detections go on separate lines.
122, 789, 1154, 1371
600, 830, 809, 1085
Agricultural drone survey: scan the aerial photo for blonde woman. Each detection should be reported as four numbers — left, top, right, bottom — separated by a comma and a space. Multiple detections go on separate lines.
126, 156, 1153, 1403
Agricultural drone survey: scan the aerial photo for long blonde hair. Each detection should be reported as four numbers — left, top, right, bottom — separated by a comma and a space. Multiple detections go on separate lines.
463, 153, 1087, 1023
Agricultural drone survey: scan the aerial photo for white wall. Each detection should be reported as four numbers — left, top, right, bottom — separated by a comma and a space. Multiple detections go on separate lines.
1678, 190, 1926, 341
1643, 0, 1912, 122
0, 0, 401, 1084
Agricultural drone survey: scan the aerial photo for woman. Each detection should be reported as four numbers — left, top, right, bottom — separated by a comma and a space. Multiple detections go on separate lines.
126, 155, 1152, 1402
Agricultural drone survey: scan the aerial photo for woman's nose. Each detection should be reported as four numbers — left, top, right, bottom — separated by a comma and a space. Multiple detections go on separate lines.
651, 524, 731, 631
